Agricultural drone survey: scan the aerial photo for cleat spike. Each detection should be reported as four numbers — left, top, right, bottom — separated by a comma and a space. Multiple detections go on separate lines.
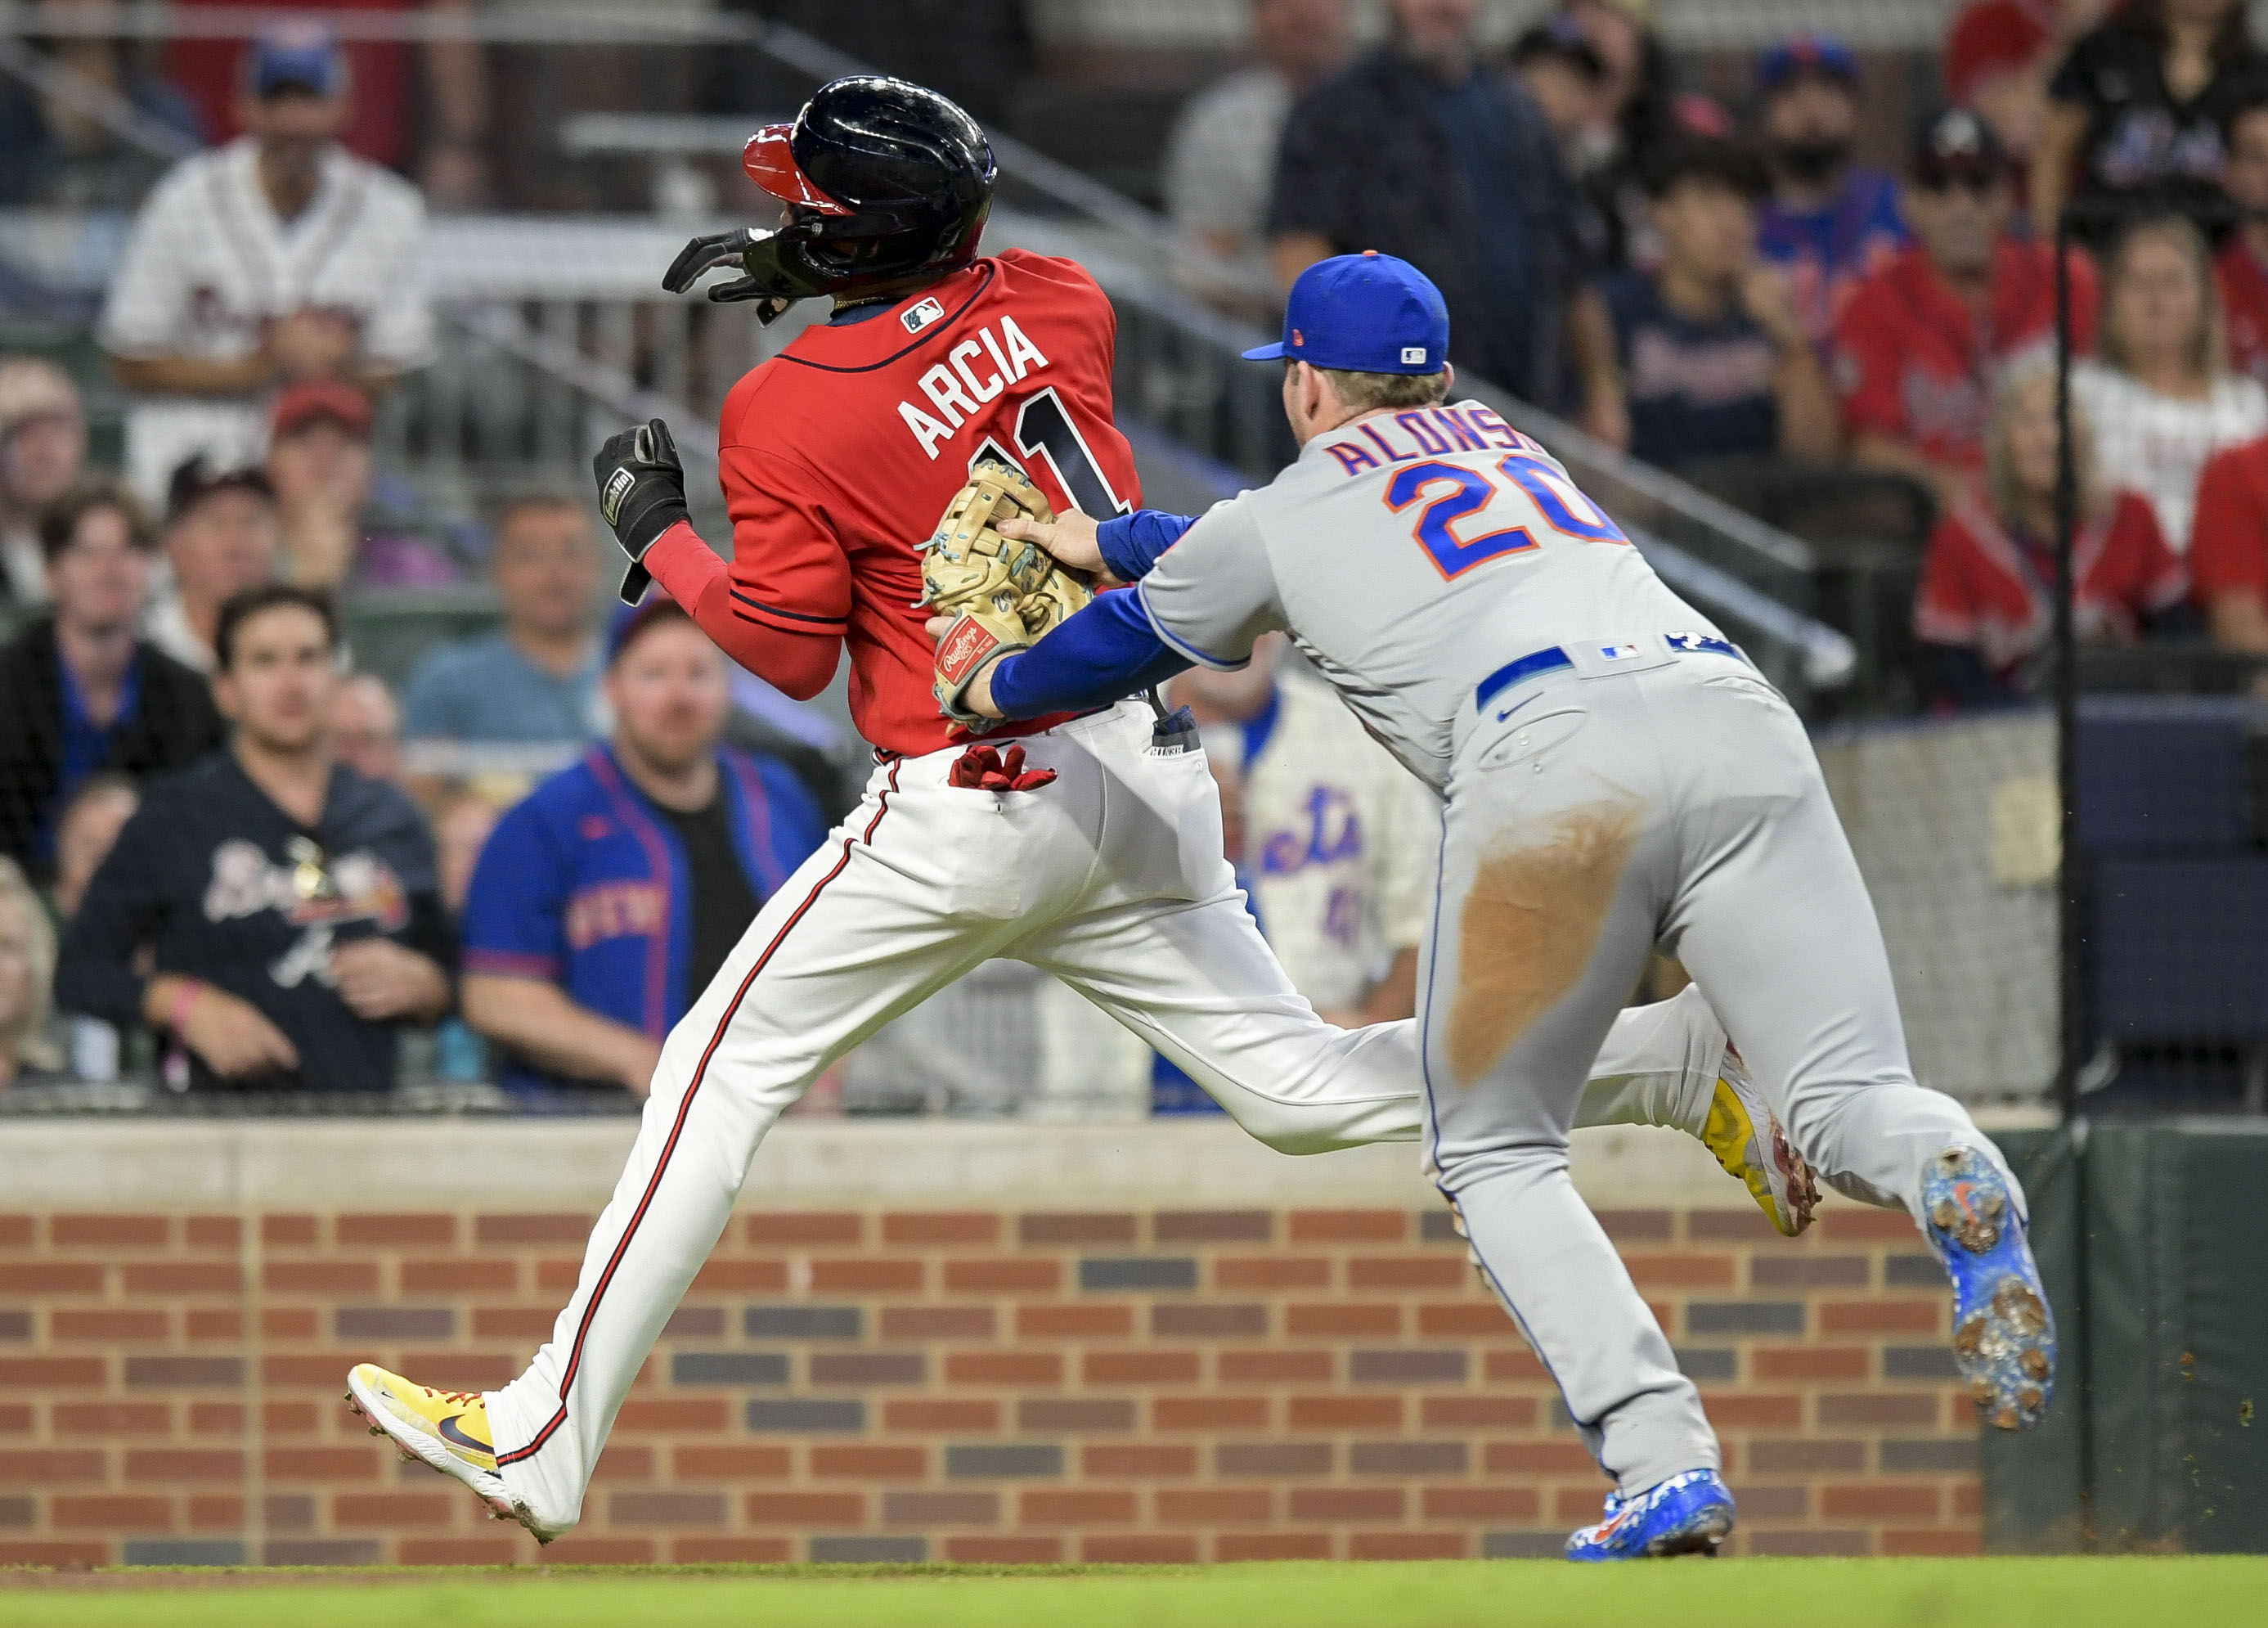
1924, 1148, 2055, 1435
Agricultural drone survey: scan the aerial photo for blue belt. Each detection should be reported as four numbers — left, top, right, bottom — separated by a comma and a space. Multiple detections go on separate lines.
1474, 632, 1742, 713
1472, 646, 1574, 712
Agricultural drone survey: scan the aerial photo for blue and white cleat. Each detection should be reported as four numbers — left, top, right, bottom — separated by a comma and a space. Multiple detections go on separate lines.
1922, 1145, 2054, 1432
1565, 1468, 1736, 1561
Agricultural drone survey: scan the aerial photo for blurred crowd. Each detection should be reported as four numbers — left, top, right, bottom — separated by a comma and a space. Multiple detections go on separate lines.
0, 20, 851, 1104
0, 11, 1478, 1107
11, 3, 2268, 1100
1165, 0, 2268, 704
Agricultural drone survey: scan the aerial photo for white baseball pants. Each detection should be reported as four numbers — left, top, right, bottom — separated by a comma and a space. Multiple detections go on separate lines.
486, 703, 1734, 1530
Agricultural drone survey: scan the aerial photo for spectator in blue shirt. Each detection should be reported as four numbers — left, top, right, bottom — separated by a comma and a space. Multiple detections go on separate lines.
402, 495, 604, 746
456, 596, 831, 1098
1752, 34, 1909, 349
1596, 136, 1840, 470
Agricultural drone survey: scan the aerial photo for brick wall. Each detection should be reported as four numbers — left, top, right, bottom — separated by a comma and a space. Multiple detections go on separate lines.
0, 1197, 1980, 1566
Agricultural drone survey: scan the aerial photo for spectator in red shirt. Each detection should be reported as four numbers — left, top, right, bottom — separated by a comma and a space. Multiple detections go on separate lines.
2189, 432, 2268, 648
1915, 362, 2187, 706
2215, 83, 2268, 388
1835, 109, 2097, 509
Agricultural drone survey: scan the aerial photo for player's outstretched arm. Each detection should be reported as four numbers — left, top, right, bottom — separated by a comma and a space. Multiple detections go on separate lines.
928, 590, 1189, 722
999, 508, 1199, 584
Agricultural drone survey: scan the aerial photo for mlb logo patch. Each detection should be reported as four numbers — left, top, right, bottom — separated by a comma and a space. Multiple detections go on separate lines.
902, 296, 945, 335
1401, 346, 1427, 366
1597, 642, 1642, 661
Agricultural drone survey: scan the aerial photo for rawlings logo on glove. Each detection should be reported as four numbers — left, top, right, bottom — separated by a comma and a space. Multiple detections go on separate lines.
920, 461, 1092, 731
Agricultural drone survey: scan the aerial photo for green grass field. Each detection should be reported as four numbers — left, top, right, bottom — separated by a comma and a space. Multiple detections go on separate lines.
1, 1558, 2257, 1628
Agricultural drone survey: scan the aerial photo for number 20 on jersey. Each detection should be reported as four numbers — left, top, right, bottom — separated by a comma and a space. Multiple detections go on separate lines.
1384, 453, 1628, 581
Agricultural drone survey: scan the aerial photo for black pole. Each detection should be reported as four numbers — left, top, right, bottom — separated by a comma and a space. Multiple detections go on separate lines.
2052, 209, 2083, 1125
2050, 203, 2095, 1552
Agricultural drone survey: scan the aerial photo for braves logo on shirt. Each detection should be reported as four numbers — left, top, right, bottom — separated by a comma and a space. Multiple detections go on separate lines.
202, 837, 409, 989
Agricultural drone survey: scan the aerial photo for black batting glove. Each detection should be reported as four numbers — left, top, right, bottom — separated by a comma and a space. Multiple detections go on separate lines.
593, 418, 689, 604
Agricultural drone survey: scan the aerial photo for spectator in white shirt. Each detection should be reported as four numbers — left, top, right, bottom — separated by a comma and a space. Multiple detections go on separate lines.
97, 21, 434, 506
0, 357, 87, 609
2077, 213, 2268, 554
1161, 0, 1354, 302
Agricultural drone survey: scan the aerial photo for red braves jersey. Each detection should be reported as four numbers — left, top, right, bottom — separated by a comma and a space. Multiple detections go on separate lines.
1913, 486, 2183, 677
1942, 0, 2056, 105
1834, 241, 2095, 472
665, 249, 1141, 758
2217, 240, 2268, 391
2192, 432, 2268, 600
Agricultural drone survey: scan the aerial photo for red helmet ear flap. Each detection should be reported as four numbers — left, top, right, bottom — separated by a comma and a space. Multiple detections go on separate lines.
743, 124, 855, 215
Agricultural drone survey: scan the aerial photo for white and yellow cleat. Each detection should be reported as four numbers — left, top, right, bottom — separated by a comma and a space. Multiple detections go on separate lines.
345, 1363, 556, 1543
1700, 1050, 1819, 1238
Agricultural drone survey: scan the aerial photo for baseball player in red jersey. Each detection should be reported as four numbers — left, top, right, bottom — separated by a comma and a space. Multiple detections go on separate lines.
344, 76, 1812, 1541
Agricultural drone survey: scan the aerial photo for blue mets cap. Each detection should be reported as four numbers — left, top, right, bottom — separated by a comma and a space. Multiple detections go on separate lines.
249, 20, 344, 99
1758, 34, 1859, 93
1242, 251, 1449, 376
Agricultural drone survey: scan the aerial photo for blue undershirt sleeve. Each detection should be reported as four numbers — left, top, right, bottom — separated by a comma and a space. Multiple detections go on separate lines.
987, 588, 1191, 720
1094, 510, 1200, 582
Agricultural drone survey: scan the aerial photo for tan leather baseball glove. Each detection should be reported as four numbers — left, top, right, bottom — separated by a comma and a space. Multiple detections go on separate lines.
923, 460, 1093, 731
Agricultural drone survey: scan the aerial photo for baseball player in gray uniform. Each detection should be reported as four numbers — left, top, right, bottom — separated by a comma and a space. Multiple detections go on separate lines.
959, 251, 2055, 1560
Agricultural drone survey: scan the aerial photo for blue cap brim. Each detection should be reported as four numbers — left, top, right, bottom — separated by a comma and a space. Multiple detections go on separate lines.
1240, 342, 1287, 362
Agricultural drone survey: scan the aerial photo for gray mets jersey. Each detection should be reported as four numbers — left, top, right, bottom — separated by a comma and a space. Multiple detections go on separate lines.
1138, 395, 2018, 1498
1135, 399, 1715, 793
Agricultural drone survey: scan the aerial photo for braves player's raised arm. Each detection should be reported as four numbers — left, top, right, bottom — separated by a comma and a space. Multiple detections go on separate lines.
639, 443, 853, 700
1133, 499, 1282, 670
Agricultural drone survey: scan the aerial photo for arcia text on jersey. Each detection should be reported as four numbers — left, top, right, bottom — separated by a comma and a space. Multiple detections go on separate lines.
897, 316, 1052, 459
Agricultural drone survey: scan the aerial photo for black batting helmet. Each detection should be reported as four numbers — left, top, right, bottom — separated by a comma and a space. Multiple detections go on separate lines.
662, 76, 997, 321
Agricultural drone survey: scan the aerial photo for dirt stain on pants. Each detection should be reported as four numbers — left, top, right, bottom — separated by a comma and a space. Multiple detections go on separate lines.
1446, 799, 1641, 1086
